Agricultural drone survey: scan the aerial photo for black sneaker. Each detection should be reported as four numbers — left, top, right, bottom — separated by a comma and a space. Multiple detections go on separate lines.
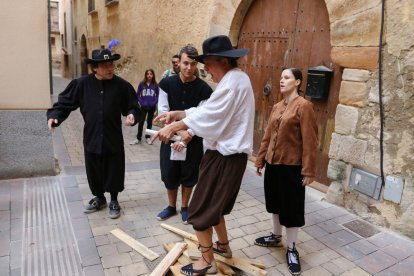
286, 243, 301, 275
84, 197, 107, 213
254, 232, 282, 247
109, 201, 121, 219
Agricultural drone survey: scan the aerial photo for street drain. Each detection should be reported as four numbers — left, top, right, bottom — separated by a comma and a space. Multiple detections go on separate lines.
342, 219, 380, 238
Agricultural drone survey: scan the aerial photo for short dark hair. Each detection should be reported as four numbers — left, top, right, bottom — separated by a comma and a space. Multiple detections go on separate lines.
172, 54, 179, 60
179, 44, 198, 60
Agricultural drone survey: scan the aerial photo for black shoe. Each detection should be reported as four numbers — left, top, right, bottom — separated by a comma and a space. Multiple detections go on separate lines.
109, 201, 121, 219
84, 197, 107, 213
286, 243, 301, 275
254, 232, 282, 247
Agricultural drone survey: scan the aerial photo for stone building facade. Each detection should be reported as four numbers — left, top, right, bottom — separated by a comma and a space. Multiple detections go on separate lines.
66, 0, 414, 237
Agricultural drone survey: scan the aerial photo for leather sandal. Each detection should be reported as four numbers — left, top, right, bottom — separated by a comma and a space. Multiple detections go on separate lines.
212, 241, 232, 258
180, 244, 217, 275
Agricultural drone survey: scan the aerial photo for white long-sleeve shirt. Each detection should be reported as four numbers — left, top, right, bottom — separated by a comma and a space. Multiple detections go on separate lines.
183, 68, 255, 156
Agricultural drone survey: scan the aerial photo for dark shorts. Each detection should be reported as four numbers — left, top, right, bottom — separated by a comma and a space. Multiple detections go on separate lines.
187, 150, 247, 231
84, 150, 125, 195
159, 137, 204, 189
264, 163, 305, 228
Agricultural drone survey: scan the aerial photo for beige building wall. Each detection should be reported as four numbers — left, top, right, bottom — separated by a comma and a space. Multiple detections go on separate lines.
0, 0, 55, 179
0, 1, 51, 109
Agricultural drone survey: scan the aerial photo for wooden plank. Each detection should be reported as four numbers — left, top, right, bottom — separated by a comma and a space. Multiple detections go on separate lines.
185, 239, 267, 276
149, 242, 187, 276
167, 242, 232, 276
110, 228, 159, 261
161, 225, 266, 275
160, 223, 198, 242
163, 243, 189, 265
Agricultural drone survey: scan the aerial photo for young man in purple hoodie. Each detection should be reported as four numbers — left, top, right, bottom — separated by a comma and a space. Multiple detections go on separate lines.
130, 69, 159, 145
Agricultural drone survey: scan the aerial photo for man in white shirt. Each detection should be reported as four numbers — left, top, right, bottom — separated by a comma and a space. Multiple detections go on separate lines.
151, 35, 254, 275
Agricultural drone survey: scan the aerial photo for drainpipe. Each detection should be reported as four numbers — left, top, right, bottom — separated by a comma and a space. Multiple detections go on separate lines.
47, 0, 53, 95
378, 0, 385, 186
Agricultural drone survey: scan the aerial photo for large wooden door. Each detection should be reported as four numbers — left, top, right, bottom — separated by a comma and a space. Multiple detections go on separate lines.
237, 0, 342, 185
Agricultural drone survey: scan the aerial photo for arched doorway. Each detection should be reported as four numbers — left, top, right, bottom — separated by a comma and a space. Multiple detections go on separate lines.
237, 0, 342, 186
80, 35, 88, 76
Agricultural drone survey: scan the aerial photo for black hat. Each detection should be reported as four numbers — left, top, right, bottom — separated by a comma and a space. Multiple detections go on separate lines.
84, 49, 121, 64
189, 35, 249, 64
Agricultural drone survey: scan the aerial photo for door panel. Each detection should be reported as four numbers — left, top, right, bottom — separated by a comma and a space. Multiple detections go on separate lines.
237, 0, 341, 185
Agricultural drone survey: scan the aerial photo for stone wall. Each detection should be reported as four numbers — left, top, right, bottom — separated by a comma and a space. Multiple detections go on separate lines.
326, 0, 414, 238
72, 0, 215, 88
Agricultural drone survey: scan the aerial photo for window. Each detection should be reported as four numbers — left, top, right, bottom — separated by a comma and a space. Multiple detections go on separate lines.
88, 0, 96, 13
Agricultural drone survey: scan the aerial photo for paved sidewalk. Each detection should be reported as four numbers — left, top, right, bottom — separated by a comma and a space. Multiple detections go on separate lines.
1, 76, 414, 275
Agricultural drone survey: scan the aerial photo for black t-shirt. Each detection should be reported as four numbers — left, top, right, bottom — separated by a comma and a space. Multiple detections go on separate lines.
159, 75, 213, 111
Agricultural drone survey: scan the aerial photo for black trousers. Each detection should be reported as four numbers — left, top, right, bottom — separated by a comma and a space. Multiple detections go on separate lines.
84, 150, 125, 196
137, 107, 156, 140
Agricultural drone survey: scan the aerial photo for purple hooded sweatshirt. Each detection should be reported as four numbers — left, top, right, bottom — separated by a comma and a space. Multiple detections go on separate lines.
137, 81, 159, 109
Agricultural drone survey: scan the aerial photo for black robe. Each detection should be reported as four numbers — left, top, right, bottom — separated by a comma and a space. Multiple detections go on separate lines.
47, 73, 140, 154
47, 73, 140, 194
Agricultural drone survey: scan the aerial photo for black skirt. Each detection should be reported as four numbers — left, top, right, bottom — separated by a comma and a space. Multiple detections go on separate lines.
264, 163, 305, 227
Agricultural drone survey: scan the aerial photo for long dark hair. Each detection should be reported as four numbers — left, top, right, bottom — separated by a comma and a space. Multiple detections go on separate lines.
142, 69, 157, 85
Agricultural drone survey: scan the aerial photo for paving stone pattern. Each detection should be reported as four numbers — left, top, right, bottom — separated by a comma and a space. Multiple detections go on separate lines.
1, 76, 414, 276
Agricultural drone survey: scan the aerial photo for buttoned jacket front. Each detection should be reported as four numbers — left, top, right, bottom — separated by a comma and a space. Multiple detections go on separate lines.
255, 96, 318, 177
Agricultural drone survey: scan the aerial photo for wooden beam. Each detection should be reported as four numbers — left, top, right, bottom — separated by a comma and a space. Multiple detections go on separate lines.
185, 239, 267, 276
149, 242, 187, 276
110, 228, 159, 261
160, 223, 198, 242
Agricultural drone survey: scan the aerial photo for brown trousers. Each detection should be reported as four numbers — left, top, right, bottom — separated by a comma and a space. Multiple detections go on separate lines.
187, 150, 247, 231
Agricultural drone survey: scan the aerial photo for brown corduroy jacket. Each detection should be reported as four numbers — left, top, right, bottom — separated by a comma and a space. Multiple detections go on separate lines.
255, 96, 318, 177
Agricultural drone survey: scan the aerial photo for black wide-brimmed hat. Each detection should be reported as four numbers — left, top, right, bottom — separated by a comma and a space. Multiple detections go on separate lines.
84, 49, 121, 64
189, 35, 249, 64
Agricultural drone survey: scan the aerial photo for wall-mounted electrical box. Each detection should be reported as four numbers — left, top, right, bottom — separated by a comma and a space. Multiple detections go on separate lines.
349, 168, 382, 200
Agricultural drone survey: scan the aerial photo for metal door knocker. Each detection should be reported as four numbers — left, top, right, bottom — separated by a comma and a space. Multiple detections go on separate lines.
263, 83, 272, 96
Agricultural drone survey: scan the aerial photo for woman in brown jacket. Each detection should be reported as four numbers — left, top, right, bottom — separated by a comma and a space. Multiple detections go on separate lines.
254, 68, 318, 275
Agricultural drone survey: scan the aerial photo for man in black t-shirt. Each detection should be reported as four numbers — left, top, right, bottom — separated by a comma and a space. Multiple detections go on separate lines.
156, 45, 213, 224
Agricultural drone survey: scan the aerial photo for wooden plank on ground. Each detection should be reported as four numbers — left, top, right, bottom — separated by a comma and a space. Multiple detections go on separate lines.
185, 239, 267, 276
110, 228, 159, 261
160, 223, 198, 242
166, 242, 231, 276
163, 243, 189, 265
149, 242, 187, 276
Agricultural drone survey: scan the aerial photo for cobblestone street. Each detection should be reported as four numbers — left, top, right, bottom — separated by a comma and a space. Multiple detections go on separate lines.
1, 76, 414, 276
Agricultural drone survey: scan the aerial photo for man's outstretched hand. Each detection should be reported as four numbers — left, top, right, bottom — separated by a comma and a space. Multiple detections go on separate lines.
150, 124, 176, 144
47, 118, 58, 133
125, 114, 135, 126
153, 110, 185, 125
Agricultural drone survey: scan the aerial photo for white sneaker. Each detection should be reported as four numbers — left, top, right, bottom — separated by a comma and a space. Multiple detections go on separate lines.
146, 138, 153, 145
129, 139, 141, 145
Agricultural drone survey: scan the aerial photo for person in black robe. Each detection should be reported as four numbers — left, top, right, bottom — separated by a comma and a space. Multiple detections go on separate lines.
47, 49, 140, 219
